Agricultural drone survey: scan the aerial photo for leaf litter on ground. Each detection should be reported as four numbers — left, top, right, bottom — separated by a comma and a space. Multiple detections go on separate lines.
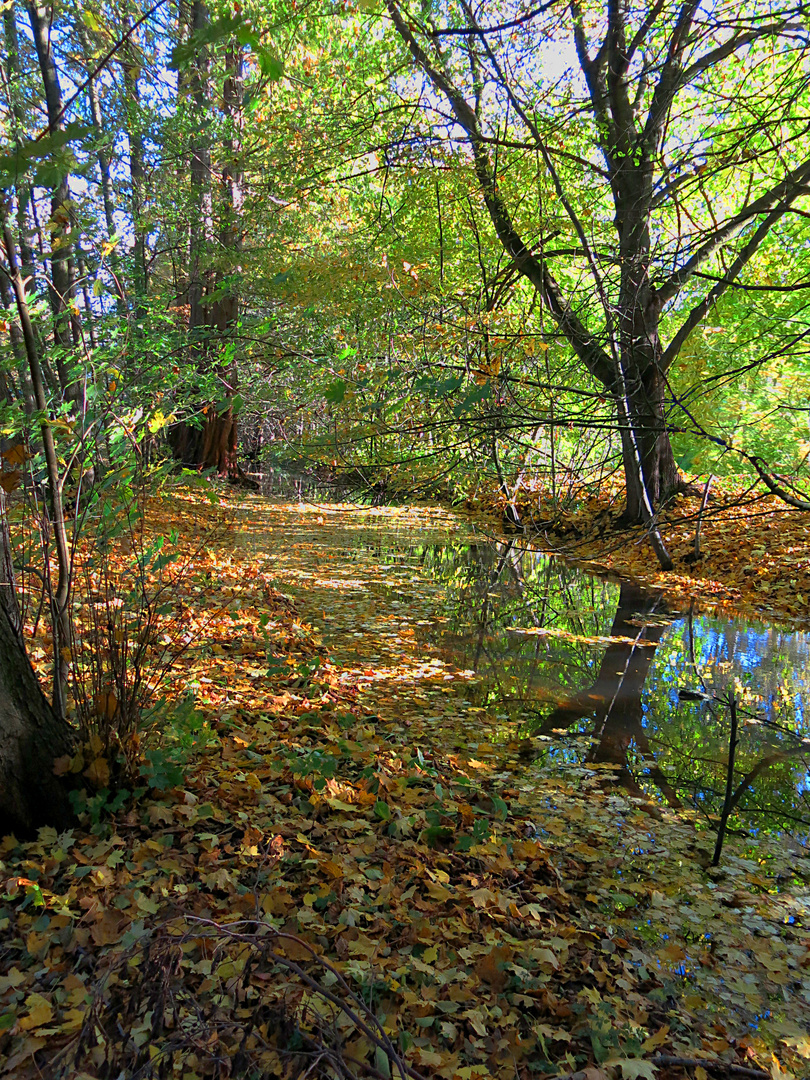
0, 489, 808, 1079
505, 478, 810, 627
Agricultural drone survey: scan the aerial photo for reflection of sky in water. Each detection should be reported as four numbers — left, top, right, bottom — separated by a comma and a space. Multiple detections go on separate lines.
660, 618, 809, 732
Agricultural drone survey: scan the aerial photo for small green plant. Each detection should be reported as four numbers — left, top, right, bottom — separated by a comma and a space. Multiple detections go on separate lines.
137, 696, 213, 790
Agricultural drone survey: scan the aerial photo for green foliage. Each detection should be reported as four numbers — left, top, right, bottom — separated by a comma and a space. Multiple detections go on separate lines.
0, 123, 91, 188
170, 13, 283, 79
138, 696, 212, 790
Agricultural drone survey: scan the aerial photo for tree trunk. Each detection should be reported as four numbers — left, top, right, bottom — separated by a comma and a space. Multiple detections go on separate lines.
618, 358, 682, 524
26, 0, 82, 403
169, 406, 239, 473
169, 15, 248, 481
77, 23, 126, 315
2, 215, 73, 717
121, 19, 148, 308
0, 594, 76, 835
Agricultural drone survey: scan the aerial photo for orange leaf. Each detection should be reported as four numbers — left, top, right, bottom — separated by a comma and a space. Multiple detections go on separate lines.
475, 944, 513, 989
84, 757, 110, 789
0, 470, 20, 493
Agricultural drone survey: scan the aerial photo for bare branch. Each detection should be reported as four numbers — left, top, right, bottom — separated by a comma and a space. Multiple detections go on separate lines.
428, 0, 558, 38
656, 155, 810, 308
385, 0, 616, 389
661, 206, 785, 370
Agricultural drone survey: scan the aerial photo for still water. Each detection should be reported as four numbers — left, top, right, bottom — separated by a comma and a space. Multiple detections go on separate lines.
260, 471, 810, 841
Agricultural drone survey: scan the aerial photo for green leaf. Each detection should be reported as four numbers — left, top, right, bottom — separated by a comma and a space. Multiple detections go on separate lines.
421, 825, 454, 848
255, 47, 284, 80
235, 24, 284, 79
604, 1059, 658, 1080
374, 1046, 392, 1079
170, 14, 242, 70
0, 124, 92, 187
374, 799, 391, 820
324, 380, 347, 405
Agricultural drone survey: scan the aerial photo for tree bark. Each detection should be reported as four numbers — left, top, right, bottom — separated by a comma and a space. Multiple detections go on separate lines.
0, 594, 76, 835
26, 0, 82, 402
169, 12, 247, 480
2, 215, 73, 718
618, 355, 682, 524
77, 23, 126, 315
120, 17, 148, 308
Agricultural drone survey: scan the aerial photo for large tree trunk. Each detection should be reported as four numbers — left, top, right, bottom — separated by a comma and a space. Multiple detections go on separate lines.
169, 15, 247, 481
612, 158, 683, 523
169, 406, 239, 473
0, 598, 76, 835
619, 365, 682, 523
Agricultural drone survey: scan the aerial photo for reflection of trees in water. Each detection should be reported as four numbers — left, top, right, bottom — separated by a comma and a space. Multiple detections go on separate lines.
413, 539, 810, 836
416, 539, 619, 710
532, 583, 683, 809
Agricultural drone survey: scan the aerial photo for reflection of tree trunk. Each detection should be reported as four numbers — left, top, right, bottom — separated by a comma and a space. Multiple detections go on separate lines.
538, 582, 681, 807
472, 540, 514, 667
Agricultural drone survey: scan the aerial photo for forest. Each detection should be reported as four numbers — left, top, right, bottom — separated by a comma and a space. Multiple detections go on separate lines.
0, 0, 810, 1076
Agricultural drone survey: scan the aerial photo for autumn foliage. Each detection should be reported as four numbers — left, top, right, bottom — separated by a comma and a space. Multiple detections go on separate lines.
0, 491, 807, 1079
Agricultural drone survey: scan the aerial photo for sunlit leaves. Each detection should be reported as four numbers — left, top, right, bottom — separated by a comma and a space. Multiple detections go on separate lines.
170, 13, 283, 79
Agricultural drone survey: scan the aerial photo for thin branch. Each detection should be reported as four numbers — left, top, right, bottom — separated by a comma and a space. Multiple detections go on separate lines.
661, 206, 786, 370
427, 0, 557, 37
34, 0, 168, 140
656, 155, 810, 308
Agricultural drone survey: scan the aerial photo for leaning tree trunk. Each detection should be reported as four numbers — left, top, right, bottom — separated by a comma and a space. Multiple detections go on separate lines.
0, 595, 76, 834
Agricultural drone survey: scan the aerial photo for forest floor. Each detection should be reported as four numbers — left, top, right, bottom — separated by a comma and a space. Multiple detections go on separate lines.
1, 488, 809, 1079
508, 479, 810, 628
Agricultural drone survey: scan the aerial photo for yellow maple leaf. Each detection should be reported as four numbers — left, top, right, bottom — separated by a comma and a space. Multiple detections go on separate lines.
18, 993, 53, 1031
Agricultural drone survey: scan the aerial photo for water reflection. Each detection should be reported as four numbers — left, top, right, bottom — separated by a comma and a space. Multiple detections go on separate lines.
408, 539, 810, 840
533, 583, 683, 809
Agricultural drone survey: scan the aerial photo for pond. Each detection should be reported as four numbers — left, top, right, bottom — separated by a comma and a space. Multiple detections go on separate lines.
254, 472, 810, 844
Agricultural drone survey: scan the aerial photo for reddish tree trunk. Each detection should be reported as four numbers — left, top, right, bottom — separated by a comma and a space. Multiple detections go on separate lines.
169, 407, 238, 475
169, 9, 247, 483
